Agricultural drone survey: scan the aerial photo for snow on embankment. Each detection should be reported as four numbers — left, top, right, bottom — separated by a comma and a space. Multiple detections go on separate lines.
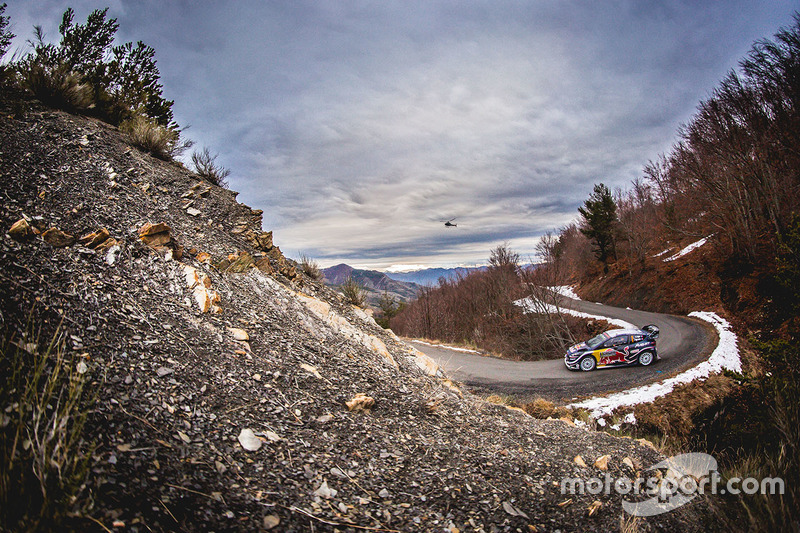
515, 289, 636, 330
550, 285, 581, 300
568, 312, 741, 417
663, 237, 709, 262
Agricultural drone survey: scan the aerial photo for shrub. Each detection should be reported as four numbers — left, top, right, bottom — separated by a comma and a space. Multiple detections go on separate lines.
15, 7, 175, 127
340, 276, 366, 307
191, 147, 231, 187
0, 325, 94, 530
298, 254, 322, 280
0, 3, 13, 59
122, 115, 193, 160
18, 59, 94, 112
523, 397, 556, 419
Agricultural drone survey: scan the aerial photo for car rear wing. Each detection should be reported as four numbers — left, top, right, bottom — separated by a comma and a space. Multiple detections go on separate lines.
642, 324, 660, 339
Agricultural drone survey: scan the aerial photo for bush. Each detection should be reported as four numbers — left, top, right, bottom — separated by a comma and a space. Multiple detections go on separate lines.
0, 325, 94, 530
298, 254, 322, 280
122, 115, 193, 160
17, 58, 94, 112
523, 397, 556, 419
15, 7, 175, 127
191, 147, 231, 187
340, 276, 366, 307
0, 3, 13, 59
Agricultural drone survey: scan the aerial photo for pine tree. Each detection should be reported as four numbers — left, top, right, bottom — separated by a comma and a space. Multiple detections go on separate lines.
578, 183, 618, 264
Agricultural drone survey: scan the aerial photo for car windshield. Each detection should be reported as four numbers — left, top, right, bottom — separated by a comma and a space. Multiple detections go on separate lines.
586, 333, 608, 349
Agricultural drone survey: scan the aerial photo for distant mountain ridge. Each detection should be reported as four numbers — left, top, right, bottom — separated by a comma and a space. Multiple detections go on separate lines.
321, 263, 421, 305
384, 266, 487, 286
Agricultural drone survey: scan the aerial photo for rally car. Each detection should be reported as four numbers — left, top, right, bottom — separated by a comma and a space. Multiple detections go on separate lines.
564, 325, 659, 371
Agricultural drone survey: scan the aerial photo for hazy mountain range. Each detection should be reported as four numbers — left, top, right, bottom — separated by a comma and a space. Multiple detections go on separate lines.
383, 266, 487, 286
320, 264, 488, 306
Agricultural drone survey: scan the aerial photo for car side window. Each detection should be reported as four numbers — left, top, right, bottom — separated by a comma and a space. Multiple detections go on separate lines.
609, 336, 628, 347
632, 335, 643, 342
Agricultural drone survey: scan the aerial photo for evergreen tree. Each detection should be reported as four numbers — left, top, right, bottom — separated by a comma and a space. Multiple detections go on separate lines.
578, 183, 618, 264
17, 7, 175, 127
0, 3, 13, 59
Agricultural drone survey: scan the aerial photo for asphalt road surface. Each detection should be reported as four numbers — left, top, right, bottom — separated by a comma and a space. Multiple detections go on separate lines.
409, 297, 717, 402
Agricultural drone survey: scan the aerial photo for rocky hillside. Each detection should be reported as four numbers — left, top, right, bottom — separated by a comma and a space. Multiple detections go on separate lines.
0, 96, 702, 531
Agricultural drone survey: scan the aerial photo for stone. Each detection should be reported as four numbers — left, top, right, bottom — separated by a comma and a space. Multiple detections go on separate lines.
254, 256, 274, 274
186, 207, 201, 217
345, 393, 375, 412
196, 252, 211, 264
622, 457, 636, 470
193, 286, 212, 313
263, 515, 280, 530
313, 480, 337, 499
237, 428, 262, 452
573, 455, 587, 468
95, 237, 118, 252
79, 228, 110, 248
138, 222, 171, 237
594, 455, 610, 471
140, 231, 171, 247
229, 328, 249, 341
502, 501, 529, 519
8, 219, 34, 241
184, 265, 200, 288
264, 430, 281, 442
255, 231, 273, 250
42, 227, 76, 247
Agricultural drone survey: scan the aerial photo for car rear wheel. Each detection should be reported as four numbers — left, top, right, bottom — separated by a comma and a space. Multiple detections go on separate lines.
579, 356, 596, 372
638, 351, 655, 366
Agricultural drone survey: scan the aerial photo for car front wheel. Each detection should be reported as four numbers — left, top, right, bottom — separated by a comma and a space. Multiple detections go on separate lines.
638, 351, 655, 366
579, 356, 596, 372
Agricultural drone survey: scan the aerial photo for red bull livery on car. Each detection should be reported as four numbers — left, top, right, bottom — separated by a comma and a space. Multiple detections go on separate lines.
564, 325, 659, 372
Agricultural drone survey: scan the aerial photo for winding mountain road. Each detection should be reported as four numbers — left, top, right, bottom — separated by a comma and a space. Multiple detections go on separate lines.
409, 297, 717, 401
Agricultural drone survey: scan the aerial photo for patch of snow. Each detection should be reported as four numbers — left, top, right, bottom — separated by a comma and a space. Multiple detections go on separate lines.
623, 412, 636, 425
664, 237, 708, 262
653, 249, 671, 258
515, 297, 636, 330
411, 339, 481, 354
568, 311, 740, 418
596, 417, 606, 427
550, 286, 581, 300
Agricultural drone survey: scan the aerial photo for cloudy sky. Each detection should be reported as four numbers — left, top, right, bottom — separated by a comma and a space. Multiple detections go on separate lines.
5, 1, 798, 269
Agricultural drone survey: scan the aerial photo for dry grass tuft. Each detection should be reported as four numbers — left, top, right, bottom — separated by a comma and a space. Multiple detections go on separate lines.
121, 115, 192, 160
299, 254, 322, 280
523, 397, 556, 419
191, 146, 230, 187
0, 324, 95, 530
19, 63, 93, 112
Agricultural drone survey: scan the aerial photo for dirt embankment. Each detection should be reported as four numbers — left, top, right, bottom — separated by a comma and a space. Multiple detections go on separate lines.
0, 97, 705, 531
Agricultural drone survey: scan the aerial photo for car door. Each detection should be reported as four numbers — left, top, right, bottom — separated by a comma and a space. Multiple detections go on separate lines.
598, 335, 629, 366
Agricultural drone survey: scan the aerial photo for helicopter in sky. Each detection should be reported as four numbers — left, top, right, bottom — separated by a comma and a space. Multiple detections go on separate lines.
443, 217, 457, 228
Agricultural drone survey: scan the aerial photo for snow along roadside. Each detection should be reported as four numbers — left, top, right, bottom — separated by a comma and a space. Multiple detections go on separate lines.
514, 296, 636, 330
567, 311, 741, 417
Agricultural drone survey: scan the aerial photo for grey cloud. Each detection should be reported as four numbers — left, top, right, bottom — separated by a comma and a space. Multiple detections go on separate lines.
6, 0, 798, 267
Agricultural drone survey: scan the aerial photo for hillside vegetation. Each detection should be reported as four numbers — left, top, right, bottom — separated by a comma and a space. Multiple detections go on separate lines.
536, 15, 800, 532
